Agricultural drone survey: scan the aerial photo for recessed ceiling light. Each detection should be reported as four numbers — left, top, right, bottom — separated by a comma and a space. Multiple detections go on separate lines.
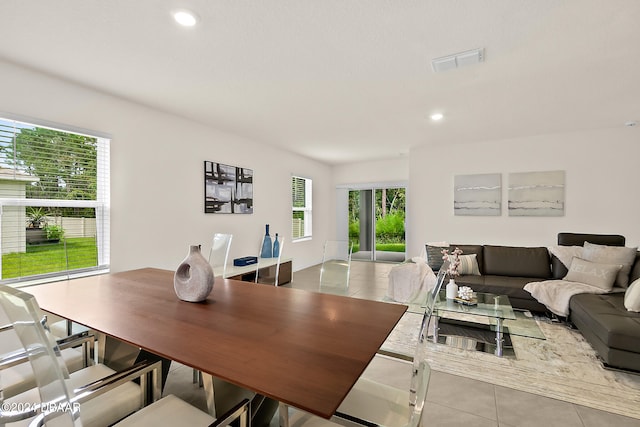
430, 113, 444, 121
173, 10, 198, 27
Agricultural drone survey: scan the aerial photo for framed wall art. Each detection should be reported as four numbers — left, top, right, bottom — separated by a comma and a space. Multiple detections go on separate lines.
454, 173, 502, 216
204, 161, 253, 214
508, 170, 565, 216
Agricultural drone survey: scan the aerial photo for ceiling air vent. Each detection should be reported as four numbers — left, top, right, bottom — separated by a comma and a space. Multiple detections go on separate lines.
432, 48, 484, 73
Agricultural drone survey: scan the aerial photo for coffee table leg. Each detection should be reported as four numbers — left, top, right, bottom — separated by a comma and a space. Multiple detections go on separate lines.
433, 315, 439, 344
495, 318, 504, 357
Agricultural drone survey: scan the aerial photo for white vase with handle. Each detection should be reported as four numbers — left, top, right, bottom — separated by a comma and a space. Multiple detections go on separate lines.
174, 245, 214, 302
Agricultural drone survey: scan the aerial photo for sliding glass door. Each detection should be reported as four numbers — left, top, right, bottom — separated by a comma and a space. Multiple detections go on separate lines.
348, 187, 405, 262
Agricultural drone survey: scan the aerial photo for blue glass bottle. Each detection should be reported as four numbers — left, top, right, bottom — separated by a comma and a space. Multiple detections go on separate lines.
261, 224, 273, 258
272, 233, 280, 257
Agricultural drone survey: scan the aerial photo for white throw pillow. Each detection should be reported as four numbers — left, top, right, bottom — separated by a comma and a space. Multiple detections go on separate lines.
548, 245, 583, 269
563, 257, 622, 291
582, 242, 638, 288
624, 278, 640, 312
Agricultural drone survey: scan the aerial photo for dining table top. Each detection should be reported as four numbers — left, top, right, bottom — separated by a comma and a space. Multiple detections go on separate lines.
25, 267, 407, 419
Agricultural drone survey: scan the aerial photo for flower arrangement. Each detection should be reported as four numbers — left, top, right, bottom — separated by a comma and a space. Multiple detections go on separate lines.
441, 247, 463, 278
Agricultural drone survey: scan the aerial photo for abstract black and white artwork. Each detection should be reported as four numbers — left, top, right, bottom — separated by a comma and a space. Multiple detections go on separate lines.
454, 173, 502, 216
508, 170, 565, 216
204, 161, 253, 214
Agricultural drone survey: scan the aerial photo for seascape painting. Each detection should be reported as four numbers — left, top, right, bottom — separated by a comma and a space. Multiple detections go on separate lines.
454, 173, 502, 216
508, 170, 565, 216
204, 161, 253, 214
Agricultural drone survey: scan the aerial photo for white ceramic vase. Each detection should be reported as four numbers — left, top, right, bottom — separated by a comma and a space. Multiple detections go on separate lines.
446, 278, 458, 299
174, 245, 215, 302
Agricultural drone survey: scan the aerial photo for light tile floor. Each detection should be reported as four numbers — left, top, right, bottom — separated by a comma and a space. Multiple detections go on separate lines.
165, 261, 640, 427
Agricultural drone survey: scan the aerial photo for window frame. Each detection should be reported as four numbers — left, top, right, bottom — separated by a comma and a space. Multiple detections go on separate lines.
291, 175, 312, 241
0, 116, 110, 285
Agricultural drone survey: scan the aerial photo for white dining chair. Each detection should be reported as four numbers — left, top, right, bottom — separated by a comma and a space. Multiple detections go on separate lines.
208, 233, 233, 278
280, 262, 449, 427
0, 285, 250, 427
255, 237, 285, 285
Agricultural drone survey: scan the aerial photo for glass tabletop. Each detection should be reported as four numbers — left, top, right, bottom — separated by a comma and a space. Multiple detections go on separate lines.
435, 291, 516, 321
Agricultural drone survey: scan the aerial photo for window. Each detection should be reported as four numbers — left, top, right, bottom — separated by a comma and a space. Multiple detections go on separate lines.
292, 175, 312, 240
0, 117, 110, 284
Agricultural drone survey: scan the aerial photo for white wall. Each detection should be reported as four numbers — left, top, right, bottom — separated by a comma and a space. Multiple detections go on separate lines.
407, 128, 640, 257
0, 60, 332, 273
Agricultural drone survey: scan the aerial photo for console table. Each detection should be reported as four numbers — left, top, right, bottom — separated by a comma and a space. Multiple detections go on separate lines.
224, 257, 292, 285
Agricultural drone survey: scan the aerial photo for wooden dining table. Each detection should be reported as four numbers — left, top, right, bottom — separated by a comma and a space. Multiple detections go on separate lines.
25, 268, 407, 421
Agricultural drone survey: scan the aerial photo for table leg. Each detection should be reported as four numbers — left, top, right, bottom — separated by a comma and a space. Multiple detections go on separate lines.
495, 318, 504, 357
201, 373, 217, 417
432, 315, 439, 344
279, 402, 289, 427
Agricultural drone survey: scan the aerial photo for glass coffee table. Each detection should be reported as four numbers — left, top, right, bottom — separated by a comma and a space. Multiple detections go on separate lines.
433, 291, 521, 357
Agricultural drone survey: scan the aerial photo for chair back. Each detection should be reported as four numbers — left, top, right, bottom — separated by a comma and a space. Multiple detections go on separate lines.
209, 233, 233, 277
0, 285, 79, 426
408, 261, 448, 427
319, 240, 353, 291
256, 238, 285, 285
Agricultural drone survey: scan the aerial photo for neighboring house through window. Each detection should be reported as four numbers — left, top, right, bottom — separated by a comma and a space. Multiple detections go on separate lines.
291, 175, 312, 240
0, 117, 110, 284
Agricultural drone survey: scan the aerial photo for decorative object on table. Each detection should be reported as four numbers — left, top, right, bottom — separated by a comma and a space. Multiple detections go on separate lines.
508, 170, 565, 217
233, 256, 258, 266
454, 285, 478, 305
442, 247, 463, 299
174, 245, 214, 302
260, 224, 273, 258
454, 173, 502, 216
204, 160, 253, 214
273, 233, 280, 257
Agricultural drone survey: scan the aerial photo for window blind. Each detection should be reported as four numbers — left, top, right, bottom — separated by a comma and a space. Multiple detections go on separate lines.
292, 175, 312, 240
0, 117, 110, 284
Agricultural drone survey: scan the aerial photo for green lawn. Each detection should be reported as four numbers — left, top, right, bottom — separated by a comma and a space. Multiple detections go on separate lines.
2, 237, 98, 279
351, 243, 406, 253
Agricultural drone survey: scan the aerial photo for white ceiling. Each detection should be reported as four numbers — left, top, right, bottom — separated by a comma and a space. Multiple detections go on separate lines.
1, 1, 639, 165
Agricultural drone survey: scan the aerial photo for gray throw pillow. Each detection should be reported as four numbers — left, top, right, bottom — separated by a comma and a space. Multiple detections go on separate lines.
426, 245, 446, 271
563, 257, 622, 291
582, 242, 638, 288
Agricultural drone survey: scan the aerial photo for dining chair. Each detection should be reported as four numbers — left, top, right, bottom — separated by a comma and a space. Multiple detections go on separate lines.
319, 240, 353, 294
255, 237, 285, 285
280, 262, 449, 427
208, 233, 233, 278
0, 285, 251, 427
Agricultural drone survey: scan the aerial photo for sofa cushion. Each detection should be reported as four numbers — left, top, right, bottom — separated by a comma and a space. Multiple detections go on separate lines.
582, 242, 638, 288
625, 279, 640, 312
570, 293, 640, 354
563, 257, 622, 291
557, 233, 625, 247
483, 245, 551, 278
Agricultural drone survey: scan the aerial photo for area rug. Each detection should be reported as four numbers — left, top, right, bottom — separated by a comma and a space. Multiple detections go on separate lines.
381, 311, 640, 419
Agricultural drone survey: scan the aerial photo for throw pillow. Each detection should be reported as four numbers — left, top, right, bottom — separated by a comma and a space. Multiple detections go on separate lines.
563, 257, 622, 291
450, 254, 481, 276
582, 242, 638, 288
548, 245, 583, 269
426, 244, 447, 271
624, 278, 640, 312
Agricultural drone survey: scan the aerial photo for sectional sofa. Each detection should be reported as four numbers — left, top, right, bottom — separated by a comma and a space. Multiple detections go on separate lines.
426, 233, 640, 372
